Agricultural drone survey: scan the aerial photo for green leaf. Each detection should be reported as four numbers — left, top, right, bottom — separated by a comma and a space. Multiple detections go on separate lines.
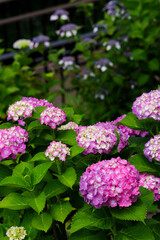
110, 200, 147, 223
138, 74, 149, 86
27, 120, 50, 131
51, 200, 72, 223
31, 162, 52, 186
70, 229, 107, 240
57, 167, 77, 189
0, 193, 29, 210
3, 209, 20, 225
12, 162, 33, 177
32, 106, 47, 119
61, 107, 74, 118
21, 213, 38, 239
149, 58, 159, 71
128, 154, 157, 173
139, 187, 154, 208
72, 114, 83, 124
0, 175, 31, 190
56, 130, 77, 145
71, 205, 113, 233
132, 49, 146, 61
115, 223, 155, 240
30, 152, 48, 162
69, 145, 84, 159
44, 179, 68, 200
23, 192, 46, 214
32, 212, 52, 232
0, 165, 11, 181
0, 122, 14, 129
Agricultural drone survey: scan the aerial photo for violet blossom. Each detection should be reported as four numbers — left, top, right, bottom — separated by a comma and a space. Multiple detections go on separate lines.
45, 141, 70, 161
56, 23, 78, 38
50, 9, 69, 21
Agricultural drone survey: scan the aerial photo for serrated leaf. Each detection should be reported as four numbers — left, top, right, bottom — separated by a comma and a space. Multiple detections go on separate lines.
69, 145, 84, 159
0, 165, 11, 181
62, 107, 74, 118
71, 205, 113, 233
44, 179, 68, 200
116, 223, 155, 240
0, 193, 29, 210
110, 200, 147, 223
57, 167, 77, 189
31, 162, 52, 186
21, 213, 38, 239
32, 212, 52, 232
30, 152, 48, 162
128, 154, 157, 173
51, 200, 72, 223
70, 229, 107, 240
56, 130, 77, 145
23, 192, 46, 214
72, 114, 83, 124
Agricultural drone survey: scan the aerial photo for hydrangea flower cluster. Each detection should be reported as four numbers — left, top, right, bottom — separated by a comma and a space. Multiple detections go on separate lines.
93, 23, 108, 33
112, 115, 148, 151
6, 226, 27, 240
103, 39, 121, 51
58, 121, 79, 131
50, 9, 69, 21
13, 39, 33, 49
95, 58, 113, 72
0, 126, 28, 161
59, 56, 79, 70
45, 141, 70, 161
56, 23, 78, 37
143, 135, 160, 162
7, 97, 53, 125
76, 124, 117, 155
30, 35, 50, 48
132, 89, 160, 120
139, 172, 160, 201
79, 157, 140, 208
40, 107, 66, 129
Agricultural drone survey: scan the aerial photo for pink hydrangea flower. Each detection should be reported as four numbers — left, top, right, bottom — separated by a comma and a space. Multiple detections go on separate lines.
139, 172, 160, 201
79, 157, 140, 208
76, 124, 117, 155
0, 126, 28, 161
58, 121, 79, 131
7, 97, 53, 125
40, 107, 66, 129
143, 135, 160, 162
45, 141, 70, 161
132, 89, 160, 120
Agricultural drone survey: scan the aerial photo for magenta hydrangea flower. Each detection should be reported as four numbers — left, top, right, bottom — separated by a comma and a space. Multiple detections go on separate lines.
139, 172, 160, 201
58, 121, 79, 131
76, 124, 117, 155
7, 97, 53, 125
45, 141, 70, 161
143, 135, 160, 162
0, 126, 28, 161
111, 115, 148, 151
40, 107, 66, 129
132, 89, 160, 120
80, 157, 140, 208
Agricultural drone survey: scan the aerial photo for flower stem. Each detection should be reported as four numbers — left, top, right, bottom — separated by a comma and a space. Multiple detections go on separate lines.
56, 159, 61, 175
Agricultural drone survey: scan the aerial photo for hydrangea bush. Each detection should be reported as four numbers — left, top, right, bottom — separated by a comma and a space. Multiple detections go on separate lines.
0, 90, 160, 239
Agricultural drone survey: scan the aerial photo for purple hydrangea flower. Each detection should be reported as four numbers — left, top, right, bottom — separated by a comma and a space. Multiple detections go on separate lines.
0, 126, 28, 161
50, 9, 69, 21
30, 35, 50, 48
95, 58, 113, 72
144, 135, 160, 162
132, 89, 160, 120
76, 124, 117, 155
80, 157, 140, 208
56, 23, 78, 38
93, 23, 108, 33
58, 56, 79, 70
40, 107, 66, 129
139, 172, 160, 201
45, 141, 70, 161
103, 39, 121, 50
